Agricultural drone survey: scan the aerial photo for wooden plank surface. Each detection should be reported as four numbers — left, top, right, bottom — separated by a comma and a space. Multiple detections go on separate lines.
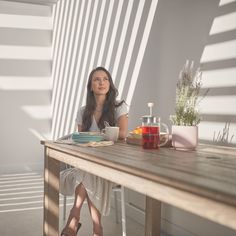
42, 141, 236, 207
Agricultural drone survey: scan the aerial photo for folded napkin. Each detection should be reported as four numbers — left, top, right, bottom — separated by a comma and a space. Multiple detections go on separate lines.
77, 141, 114, 147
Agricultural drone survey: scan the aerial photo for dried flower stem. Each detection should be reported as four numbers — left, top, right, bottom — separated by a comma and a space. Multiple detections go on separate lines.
170, 60, 208, 126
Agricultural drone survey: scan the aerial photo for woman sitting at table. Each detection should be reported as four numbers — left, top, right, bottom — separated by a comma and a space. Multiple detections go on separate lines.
60, 66, 128, 236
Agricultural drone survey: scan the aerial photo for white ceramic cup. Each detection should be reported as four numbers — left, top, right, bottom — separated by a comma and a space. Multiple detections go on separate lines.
103, 126, 119, 141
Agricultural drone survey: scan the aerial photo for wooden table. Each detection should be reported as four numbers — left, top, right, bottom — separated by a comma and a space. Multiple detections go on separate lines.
41, 140, 236, 236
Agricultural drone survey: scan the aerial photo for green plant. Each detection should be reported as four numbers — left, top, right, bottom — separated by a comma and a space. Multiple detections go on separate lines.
170, 60, 208, 126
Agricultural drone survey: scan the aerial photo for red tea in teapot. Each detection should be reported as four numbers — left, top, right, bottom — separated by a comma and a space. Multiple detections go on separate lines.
141, 103, 169, 149
142, 126, 160, 149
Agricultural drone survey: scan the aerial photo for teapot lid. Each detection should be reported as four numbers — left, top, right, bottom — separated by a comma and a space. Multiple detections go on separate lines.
141, 102, 157, 124
141, 115, 157, 124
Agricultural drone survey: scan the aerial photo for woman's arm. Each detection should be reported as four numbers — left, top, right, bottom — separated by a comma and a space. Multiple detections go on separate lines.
117, 114, 128, 139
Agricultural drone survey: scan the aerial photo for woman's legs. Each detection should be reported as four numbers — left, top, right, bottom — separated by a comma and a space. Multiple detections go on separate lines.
87, 196, 103, 236
61, 183, 87, 235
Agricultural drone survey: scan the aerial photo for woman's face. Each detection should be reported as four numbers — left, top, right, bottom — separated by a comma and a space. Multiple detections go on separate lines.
91, 70, 110, 96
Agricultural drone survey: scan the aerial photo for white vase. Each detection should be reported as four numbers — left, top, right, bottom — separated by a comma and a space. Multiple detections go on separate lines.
172, 125, 198, 150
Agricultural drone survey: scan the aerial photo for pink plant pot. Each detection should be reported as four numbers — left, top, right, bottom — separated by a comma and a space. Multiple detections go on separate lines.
172, 125, 198, 150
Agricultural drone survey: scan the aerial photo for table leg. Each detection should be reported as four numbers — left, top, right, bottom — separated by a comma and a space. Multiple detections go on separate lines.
145, 196, 161, 236
43, 147, 60, 236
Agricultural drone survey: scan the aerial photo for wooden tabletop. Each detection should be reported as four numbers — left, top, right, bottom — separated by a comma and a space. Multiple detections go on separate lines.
42, 140, 236, 231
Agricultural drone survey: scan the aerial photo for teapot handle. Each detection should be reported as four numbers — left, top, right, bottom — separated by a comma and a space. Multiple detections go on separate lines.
159, 123, 169, 147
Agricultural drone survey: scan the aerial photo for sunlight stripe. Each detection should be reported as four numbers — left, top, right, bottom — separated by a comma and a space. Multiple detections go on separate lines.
0, 206, 43, 213
201, 40, 236, 63
0, 195, 44, 202
0, 173, 40, 177
0, 186, 42, 192
0, 182, 43, 188
0, 177, 42, 182
200, 96, 236, 115
0, 190, 43, 196
0, 195, 73, 202
0, 45, 51, 60
209, 12, 236, 35
0, 199, 74, 207
21, 105, 51, 119
201, 68, 236, 88
126, 0, 159, 105
0, 76, 50, 90
0, 14, 52, 30
0, 200, 43, 207
0, 203, 74, 213
219, 0, 236, 5
29, 128, 51, 140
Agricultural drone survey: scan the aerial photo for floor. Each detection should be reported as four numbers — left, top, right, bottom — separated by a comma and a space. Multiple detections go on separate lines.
0, 171, 144, 236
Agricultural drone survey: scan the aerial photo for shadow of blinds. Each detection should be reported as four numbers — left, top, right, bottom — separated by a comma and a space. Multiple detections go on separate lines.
51, 0, 159, 139
0, 1, 52, 170
199, 0, 236, 147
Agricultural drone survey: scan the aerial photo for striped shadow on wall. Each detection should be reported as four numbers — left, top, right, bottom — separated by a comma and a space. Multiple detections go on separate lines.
199, 0, 236, 146
0, 1, 52, 169
51, 0, 159, 139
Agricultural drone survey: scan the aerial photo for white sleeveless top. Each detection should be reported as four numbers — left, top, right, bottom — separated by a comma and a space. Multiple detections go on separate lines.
75, 102, 128, 131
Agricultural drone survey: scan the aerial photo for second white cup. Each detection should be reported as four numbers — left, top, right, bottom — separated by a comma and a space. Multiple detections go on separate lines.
103, 126, 119, 141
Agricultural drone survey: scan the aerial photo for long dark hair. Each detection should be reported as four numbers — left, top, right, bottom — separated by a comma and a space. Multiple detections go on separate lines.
82, 67, 124, 131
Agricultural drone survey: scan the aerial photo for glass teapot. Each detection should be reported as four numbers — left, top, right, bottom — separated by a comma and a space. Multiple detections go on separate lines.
141, 103, 169, 149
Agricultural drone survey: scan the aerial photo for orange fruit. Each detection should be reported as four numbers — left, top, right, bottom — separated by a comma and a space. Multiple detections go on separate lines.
133, 126, 142, 134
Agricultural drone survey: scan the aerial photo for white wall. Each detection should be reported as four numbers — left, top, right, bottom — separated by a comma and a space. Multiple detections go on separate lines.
0, 0, 52, 172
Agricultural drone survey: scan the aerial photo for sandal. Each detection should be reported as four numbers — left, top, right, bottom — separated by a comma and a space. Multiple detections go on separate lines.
61, 222, 81, 236
61, 208, 82, 236
93, 225, 103, 236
